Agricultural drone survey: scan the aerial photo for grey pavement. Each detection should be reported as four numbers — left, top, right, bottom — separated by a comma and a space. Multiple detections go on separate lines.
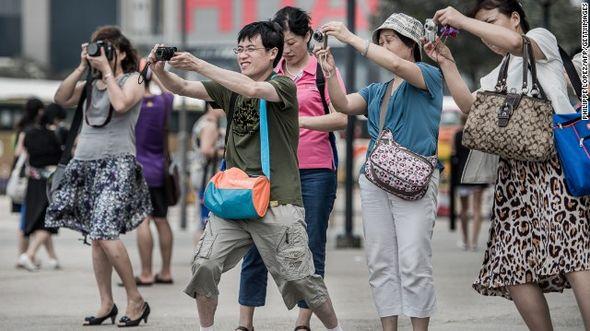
0, 194, 584, 331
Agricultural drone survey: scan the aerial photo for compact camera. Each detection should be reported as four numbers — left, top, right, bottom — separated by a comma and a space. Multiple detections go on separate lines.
155, 46, 177, 61
424, 19, 459, 43
424, 19, 438, 43
312, 30, 328, 49
87, 40, 114, 61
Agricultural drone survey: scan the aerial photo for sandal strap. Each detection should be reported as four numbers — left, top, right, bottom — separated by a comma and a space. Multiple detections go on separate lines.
294, 326, 311, 331
235, 327, 252, 331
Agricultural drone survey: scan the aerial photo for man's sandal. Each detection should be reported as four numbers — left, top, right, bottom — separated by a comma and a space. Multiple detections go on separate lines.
235, 327, 253, 331
294, 327, 311, 331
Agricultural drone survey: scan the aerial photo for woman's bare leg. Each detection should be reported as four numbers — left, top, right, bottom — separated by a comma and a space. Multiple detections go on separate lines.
508, 283, 553, 331
566, 270, 590, 330
91, 241, 115, 317
98, 239, 145, 319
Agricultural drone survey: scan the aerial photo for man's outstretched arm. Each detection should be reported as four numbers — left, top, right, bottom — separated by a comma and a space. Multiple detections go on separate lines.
169, 52, 282, 102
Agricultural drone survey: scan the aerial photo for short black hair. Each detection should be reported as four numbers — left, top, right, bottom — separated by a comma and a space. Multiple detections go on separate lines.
469, 0, 530, 32
237, 20, 284, 68
16, 97, 43, 131
45, 103, 66, 123
273, 6, 312, 47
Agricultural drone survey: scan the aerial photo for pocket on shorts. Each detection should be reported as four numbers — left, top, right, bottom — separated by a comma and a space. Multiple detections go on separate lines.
195, 223, 217, 260
275, 221, 314, 281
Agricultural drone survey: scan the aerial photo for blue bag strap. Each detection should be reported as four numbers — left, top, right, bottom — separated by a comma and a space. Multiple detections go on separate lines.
259, 99, 270, 179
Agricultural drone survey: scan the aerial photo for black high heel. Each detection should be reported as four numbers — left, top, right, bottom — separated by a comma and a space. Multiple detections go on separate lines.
83, 304, 118, 326
117, 302, 150, 327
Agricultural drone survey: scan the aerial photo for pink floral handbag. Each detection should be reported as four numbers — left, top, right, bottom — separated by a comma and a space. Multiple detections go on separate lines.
364, 81, 438, 201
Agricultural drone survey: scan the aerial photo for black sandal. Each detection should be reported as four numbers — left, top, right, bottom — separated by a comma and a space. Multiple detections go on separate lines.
117, 302, 150, 327
294, 326, 311, 331
154, 274, 174, 284
83, 304, 118, 326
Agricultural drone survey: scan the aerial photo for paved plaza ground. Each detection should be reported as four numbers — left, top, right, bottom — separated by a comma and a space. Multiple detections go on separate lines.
0, 195, 584, 330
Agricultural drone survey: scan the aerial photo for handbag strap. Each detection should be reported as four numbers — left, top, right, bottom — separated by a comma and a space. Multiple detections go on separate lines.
521, 36, 547, 99
379, 80, 394, 132
259, 99, 270, 179
495, 36, 548, 99
14, 153, 27, 174
559, 45, 582, 100
521, 36, 530, 93
221, 77, 272, 178
59, 72, 93, 166
218, 94, 270, 179
315, 61, 339, 169
315, 62, 330, 115
495, 54, 511, 93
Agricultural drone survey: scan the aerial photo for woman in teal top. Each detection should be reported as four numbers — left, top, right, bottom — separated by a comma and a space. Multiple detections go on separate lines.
316, 13, 443, 331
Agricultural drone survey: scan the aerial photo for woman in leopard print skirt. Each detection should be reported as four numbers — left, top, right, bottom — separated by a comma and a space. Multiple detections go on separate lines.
424, 1, 590, 330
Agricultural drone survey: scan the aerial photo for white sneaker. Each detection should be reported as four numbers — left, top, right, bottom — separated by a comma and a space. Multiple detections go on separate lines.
45, 259, 60, 270
18, 254, 39, 272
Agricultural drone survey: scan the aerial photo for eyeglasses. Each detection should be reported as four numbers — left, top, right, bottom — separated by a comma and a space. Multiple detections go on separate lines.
233, 47, 267, 55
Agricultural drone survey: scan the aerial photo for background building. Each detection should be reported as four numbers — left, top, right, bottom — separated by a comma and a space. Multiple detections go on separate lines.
4, 0, 380, 85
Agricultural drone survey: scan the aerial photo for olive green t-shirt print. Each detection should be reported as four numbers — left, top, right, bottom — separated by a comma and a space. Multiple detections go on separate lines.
202, 74, 303, 207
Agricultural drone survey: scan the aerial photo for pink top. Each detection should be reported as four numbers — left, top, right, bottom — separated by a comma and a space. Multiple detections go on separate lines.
276, 56, 346, 170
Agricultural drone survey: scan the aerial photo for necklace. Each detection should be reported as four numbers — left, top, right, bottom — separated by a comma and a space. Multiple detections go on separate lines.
284, 63, 303, 81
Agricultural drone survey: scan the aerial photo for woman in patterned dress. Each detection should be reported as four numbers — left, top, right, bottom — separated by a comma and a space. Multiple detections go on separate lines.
49, 26, 151, 327
424, 1, 590, 330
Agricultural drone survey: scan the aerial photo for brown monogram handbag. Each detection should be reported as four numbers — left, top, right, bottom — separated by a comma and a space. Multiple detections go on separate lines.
462, 36, 555, 161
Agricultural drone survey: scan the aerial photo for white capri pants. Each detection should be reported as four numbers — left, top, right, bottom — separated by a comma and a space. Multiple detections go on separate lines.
359, 170, 439, 318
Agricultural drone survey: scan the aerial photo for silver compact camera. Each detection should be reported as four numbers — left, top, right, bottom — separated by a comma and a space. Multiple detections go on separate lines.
313, 29, 328, 49
424, 19, 437, 43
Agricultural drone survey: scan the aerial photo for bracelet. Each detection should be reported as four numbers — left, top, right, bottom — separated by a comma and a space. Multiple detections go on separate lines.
103, 72, 113, 81
361, 40, 371, 57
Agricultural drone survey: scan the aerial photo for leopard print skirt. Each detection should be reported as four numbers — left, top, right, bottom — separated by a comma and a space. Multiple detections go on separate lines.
473, 155, 590, 300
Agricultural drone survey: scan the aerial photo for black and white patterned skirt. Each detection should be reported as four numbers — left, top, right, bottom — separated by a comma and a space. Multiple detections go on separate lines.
45, 154, 152, 240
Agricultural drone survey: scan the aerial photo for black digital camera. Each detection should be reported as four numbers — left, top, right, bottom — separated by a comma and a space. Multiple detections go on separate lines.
87, 40, 114, 61
155, 46, 177, 61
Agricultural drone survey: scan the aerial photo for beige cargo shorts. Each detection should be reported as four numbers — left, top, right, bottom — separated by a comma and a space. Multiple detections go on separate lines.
183, 204, 330, 310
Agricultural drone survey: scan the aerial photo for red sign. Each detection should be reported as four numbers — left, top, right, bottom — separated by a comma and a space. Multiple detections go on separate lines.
184, 0, 379, 34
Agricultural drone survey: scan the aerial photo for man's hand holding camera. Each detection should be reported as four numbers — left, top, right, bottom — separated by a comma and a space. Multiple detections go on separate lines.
148, 44, 167, 74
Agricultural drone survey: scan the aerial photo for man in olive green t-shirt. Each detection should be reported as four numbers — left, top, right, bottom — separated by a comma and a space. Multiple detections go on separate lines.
201, 75, 302, 207
149, 21, 342, 331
